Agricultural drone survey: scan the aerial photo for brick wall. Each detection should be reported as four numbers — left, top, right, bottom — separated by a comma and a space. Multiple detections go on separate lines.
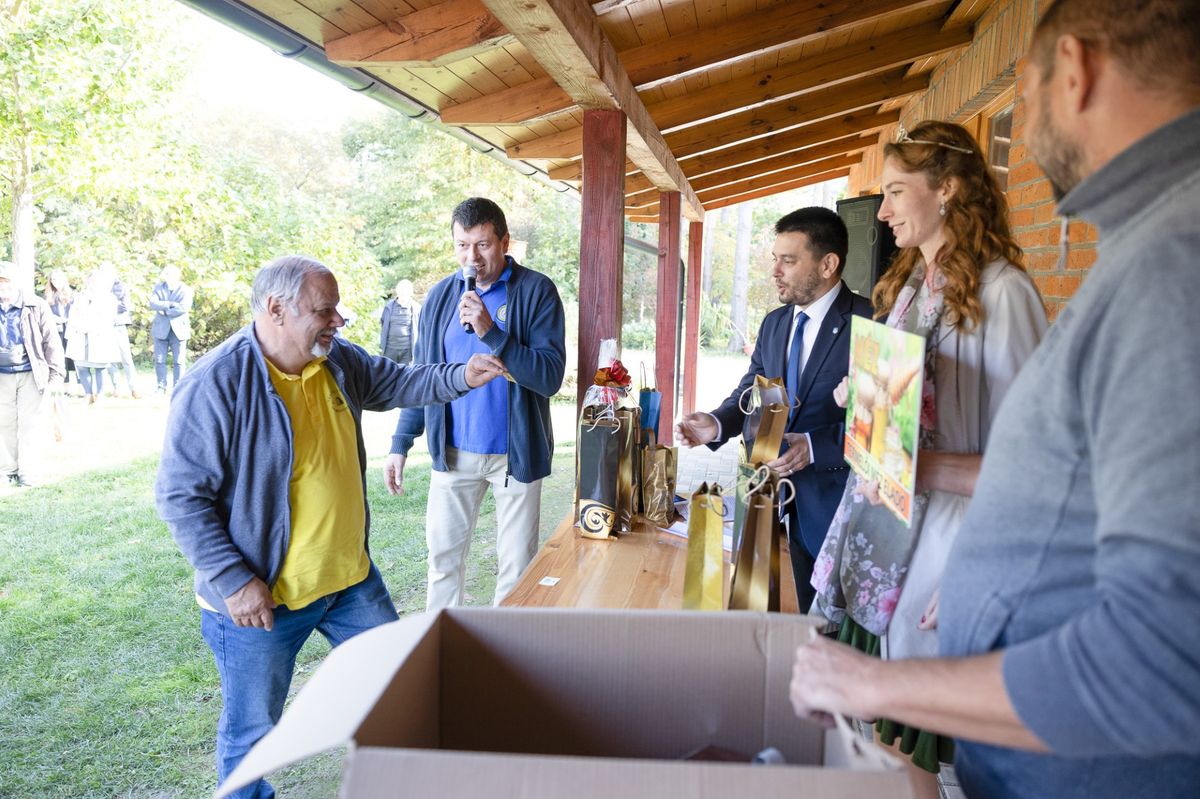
845, 0, 1099, 320
1006, 55, 1098, 321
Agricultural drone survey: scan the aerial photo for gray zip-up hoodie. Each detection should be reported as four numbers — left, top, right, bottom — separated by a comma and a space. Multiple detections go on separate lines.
155, 324, 470, 616
941, 108, 1200, 797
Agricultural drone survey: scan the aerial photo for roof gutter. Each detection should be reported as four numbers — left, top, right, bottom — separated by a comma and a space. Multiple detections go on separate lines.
173, 0, 575, 195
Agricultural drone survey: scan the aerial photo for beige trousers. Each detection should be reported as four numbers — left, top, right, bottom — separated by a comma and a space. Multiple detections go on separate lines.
0, 371, 48, 481
425, 447, 542, 610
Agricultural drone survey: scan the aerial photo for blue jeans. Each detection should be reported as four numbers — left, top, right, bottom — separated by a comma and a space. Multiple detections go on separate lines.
200, 564, 398, 799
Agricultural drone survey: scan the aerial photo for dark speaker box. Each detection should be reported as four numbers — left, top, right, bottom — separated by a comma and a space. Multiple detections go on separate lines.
837, 195, 896, 301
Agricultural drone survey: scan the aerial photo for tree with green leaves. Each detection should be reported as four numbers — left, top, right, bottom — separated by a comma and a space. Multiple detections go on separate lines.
0, 0, 180, 284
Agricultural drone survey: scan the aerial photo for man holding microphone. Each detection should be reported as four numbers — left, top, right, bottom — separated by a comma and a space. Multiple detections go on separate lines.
383, 197, 566, 609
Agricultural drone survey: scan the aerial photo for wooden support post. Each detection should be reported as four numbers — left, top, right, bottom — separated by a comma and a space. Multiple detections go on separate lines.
682, 219, 703, 416
578, 109, 627, 409
655, 190, 682, 441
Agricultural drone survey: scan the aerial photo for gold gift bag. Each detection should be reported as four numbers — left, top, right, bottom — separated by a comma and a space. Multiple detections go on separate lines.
728, 467, 782, 612
742, 375, 789, 466
641, 444, 677, 528
615, 405, 641, 531
748, 402, 788, 467
683, 482, 725, 611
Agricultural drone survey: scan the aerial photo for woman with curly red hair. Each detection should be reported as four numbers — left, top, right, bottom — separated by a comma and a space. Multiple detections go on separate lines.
811, 120, 1048, 770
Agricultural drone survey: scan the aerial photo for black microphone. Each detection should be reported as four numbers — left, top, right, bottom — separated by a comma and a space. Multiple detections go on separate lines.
462, 263, 478, 334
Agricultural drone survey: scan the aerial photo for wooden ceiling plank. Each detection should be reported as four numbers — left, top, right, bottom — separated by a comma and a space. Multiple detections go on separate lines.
666, 70, 928, 158
483, 0, 702, 219
624, 132, 877, 196
591, 0, 643, 13
503, 68, 920, 161
352, 1, 418, 20
295, 0, 381, 33
702, 167, 854, 211
441, 0, 941, 128
626, 152, 863, 208
648, 21, 971, 131
619, 0, 946, 88
474, 44, 537, 87
552, 108, 894, 182
323, 0, 513, 67
659, 0, 698, 37
444, 56, 508, 95
409, 63, 485, 102
244, 0, 347, 43
440, 76, 571, 123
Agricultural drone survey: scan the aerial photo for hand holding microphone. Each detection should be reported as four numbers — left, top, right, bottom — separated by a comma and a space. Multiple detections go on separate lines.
462, 263, 477, 334
459, 263, 495, 338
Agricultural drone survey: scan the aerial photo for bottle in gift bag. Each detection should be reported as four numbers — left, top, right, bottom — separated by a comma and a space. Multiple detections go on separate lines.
576, 405, 621, 539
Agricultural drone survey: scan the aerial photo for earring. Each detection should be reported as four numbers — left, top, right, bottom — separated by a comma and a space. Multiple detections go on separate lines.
939, 201, 946, 217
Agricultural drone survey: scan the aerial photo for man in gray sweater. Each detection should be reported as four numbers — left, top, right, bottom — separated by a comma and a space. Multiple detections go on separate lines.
156, 255, 504, 799
788, 2, 1200, 796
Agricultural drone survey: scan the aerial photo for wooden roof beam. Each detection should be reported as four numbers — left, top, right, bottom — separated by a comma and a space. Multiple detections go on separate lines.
624, 152, 866, 209
623, 130, 880, 195
508, 70, 922, 161
481, 0, 702, 221
324, 0, 511, 67
632, 165, 858, 218
703, 169, 855, 211
648, 21, 972, 132
441, 0, 945, 125
667, 71, 929, 159
556, 115, 891, 185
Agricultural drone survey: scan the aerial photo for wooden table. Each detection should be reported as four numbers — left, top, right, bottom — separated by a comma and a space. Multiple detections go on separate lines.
502, 512, 798, 613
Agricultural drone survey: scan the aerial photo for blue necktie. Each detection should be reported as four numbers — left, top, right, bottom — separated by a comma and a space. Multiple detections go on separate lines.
785, 311, 808, 407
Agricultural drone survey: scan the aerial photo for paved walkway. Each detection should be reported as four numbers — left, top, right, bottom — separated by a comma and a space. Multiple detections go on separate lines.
675, 436, 740, 496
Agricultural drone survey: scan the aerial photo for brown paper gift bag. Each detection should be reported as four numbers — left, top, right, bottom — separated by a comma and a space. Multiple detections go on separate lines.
641, 444, 677, 528
683, 482, 725, 611
728, 467, 783, 612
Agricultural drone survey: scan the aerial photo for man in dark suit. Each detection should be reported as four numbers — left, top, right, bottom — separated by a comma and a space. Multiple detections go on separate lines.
675, 206, 872, 610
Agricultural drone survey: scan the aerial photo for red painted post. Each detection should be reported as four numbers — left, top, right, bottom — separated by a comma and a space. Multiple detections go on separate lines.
655, 191, 681, 442
682, 219, 703, 416
577, 109, 627, 410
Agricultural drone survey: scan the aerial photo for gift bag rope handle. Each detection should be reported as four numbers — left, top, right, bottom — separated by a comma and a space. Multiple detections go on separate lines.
738, 385, 802, 415
745, 465, 796, 517
584, 403, 621, 433
640, 362, 652, 392
738, 385, 756, 415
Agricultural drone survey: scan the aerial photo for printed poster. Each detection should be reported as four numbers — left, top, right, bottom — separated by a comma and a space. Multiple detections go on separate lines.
844, 316, 925, 526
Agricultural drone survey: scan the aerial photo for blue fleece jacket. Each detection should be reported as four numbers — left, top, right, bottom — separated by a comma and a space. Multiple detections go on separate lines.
390, 258, 566, 483
155, 324, 470, 616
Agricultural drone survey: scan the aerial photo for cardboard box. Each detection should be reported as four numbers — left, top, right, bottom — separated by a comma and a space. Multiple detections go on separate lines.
218, 608, 915, 798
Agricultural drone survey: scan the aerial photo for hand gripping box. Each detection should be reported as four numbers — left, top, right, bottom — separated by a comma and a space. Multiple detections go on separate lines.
216, 608, 916, 798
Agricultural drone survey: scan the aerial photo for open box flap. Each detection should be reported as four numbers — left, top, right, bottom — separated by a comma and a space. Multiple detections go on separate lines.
214, 611, 441, 799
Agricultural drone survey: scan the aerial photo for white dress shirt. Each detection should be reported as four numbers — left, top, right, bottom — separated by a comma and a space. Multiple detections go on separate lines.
706, 282, 843, 469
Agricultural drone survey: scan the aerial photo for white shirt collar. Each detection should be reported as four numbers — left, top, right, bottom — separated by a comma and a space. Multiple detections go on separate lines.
793, 281, 841, 329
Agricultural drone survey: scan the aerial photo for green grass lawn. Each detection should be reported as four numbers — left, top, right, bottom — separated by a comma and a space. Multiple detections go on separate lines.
0, 441, 576, 799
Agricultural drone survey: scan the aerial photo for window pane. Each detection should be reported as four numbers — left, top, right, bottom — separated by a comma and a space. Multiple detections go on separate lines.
989, 106, 1014, 191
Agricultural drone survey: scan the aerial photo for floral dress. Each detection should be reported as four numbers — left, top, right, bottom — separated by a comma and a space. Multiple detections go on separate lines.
811, 259, 1048, 771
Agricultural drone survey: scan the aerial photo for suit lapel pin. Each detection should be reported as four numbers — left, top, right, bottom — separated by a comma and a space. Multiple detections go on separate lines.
832, 327, 839, 335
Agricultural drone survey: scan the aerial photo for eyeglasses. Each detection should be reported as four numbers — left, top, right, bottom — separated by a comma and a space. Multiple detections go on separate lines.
894, 125, 974, 154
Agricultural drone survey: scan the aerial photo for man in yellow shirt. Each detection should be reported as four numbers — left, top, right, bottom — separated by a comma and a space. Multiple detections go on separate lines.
156, 255, 505, 799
